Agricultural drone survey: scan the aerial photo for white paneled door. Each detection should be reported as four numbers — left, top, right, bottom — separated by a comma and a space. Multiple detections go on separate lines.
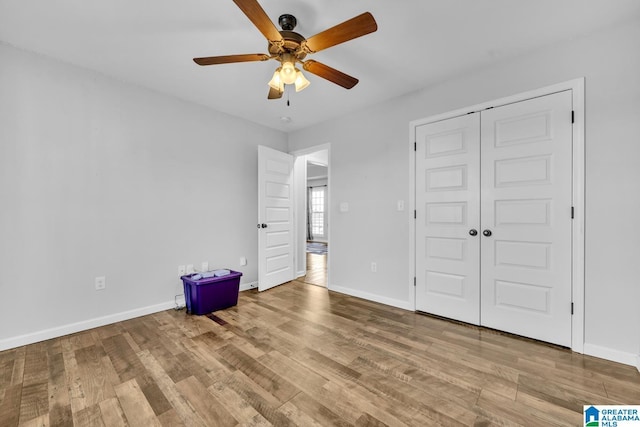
415, 91, 573, 346
258, 146, 294, 292
480, 91, 573, 346
415, 113, 481, 324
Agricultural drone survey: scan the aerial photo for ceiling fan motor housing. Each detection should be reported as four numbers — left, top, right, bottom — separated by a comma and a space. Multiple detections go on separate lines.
278, 14, 297, 31
268, 29, 307, 60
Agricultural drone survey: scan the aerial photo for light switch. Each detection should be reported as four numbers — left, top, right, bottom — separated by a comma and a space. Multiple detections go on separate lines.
397, 200, 405, 211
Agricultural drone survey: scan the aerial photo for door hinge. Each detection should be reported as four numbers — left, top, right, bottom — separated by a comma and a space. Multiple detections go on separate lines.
571, 302, 574, 315
414, 141, 417, 151
414, 277, 416, 287
414, 210, 417, 219
571, 206, 574, 219
571, 110, 575, 123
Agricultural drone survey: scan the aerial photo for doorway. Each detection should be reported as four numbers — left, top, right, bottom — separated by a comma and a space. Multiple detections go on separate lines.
293, 145, 330, 288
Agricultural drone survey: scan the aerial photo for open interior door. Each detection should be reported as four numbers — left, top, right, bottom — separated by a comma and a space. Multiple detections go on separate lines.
258, 146, 294, 291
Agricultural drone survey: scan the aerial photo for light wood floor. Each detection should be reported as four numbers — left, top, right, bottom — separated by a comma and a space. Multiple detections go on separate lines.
302, 252, 327, 287
1, 281, 639, 426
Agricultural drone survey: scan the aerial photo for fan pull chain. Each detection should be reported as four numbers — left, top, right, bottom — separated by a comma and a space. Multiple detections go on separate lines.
287, 88, 290, 106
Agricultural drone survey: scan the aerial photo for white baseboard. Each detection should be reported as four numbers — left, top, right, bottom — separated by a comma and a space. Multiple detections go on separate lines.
240, 281, 258, 291
296, 270, 306, 279
0, 301, 175, 352
583, 343, 639, 367
329, 284, 414, 311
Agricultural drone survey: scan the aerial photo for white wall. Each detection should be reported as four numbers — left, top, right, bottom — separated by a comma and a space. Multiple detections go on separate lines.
287, 19, 640, 365
0, 44, 287, 349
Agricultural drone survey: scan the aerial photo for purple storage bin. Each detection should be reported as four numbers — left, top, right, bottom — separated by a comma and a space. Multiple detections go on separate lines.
181, 270, 242, 315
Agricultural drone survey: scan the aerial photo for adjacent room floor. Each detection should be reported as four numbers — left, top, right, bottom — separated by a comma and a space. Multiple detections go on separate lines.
1, 280, 638, 426
303, 241, 327, 287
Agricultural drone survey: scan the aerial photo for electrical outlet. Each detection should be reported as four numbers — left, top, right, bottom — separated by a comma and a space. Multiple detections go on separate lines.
201, 261, 209, 272
95, 276, 106, 290
186, 264, 195, 274
240, 256, 247, 266
371, 262, 377, 273
178, 265, 186, 276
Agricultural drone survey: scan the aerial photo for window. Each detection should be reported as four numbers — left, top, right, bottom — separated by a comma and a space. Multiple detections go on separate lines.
310, 186, 326, 237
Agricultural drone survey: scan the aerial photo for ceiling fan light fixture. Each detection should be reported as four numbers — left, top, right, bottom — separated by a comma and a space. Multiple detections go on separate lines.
294, 69, 310, 92
268, 67, 284, 91
280, 60, 297, 85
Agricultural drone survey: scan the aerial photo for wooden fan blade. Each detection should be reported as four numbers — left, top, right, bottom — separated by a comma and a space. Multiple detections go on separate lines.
304, 12, 377, 53
193, 53, 269, 66
268, 87, 283, 99
233, 0, 283, 42
303, 60, 358, 89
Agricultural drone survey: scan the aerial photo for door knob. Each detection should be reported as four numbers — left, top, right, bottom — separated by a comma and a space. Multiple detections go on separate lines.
482, 229, 492, 237
261, 223, 267, 228
469, 229, 478, 236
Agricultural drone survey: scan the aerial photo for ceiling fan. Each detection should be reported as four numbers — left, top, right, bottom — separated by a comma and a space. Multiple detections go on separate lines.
193, 0, 378, 100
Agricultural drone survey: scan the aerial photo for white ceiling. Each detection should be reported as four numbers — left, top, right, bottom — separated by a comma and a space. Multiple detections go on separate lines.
1, 1, 639, 132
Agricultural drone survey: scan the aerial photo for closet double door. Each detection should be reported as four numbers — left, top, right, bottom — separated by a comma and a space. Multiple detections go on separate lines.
415, 91, 573, 347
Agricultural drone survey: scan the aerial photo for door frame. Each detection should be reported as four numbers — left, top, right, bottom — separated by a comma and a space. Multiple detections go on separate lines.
291, 143, 332, 288
409, 78, 585, 353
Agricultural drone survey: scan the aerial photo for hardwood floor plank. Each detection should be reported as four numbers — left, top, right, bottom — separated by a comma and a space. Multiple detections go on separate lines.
135, 372, 173, 417
514, 390, 583, 426
603, 378, 640, 401
292, 347, 361, 383
221, 370, 296, 426
103, 334, 150, 385
47, 351, 73, 427
114, 378, 162, 427
207, 380, 268, 425
321, 379, 419, 426
62, 345, 86, 414
98, 397, 129, 427
136, 350, 207, 427
258, 350, 329, 393
285, 391, 352, 427
1, 358, 15, 394
0, 383, 22, 427
349, 356, 476, 426
148, 343, 192, 384
63, 332, 97, 354
217, 343, 300, 403
517, 374, 619, 412
157, 409, 186, 427
19, 413, 50, 427
72, 404, 105, 427
356, 412, 389, 427
475, 388, 576, 427
514, 356, 608, 397
175, 375, 237, 427
19, 347, 49, 425
75, 345, 115, 408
